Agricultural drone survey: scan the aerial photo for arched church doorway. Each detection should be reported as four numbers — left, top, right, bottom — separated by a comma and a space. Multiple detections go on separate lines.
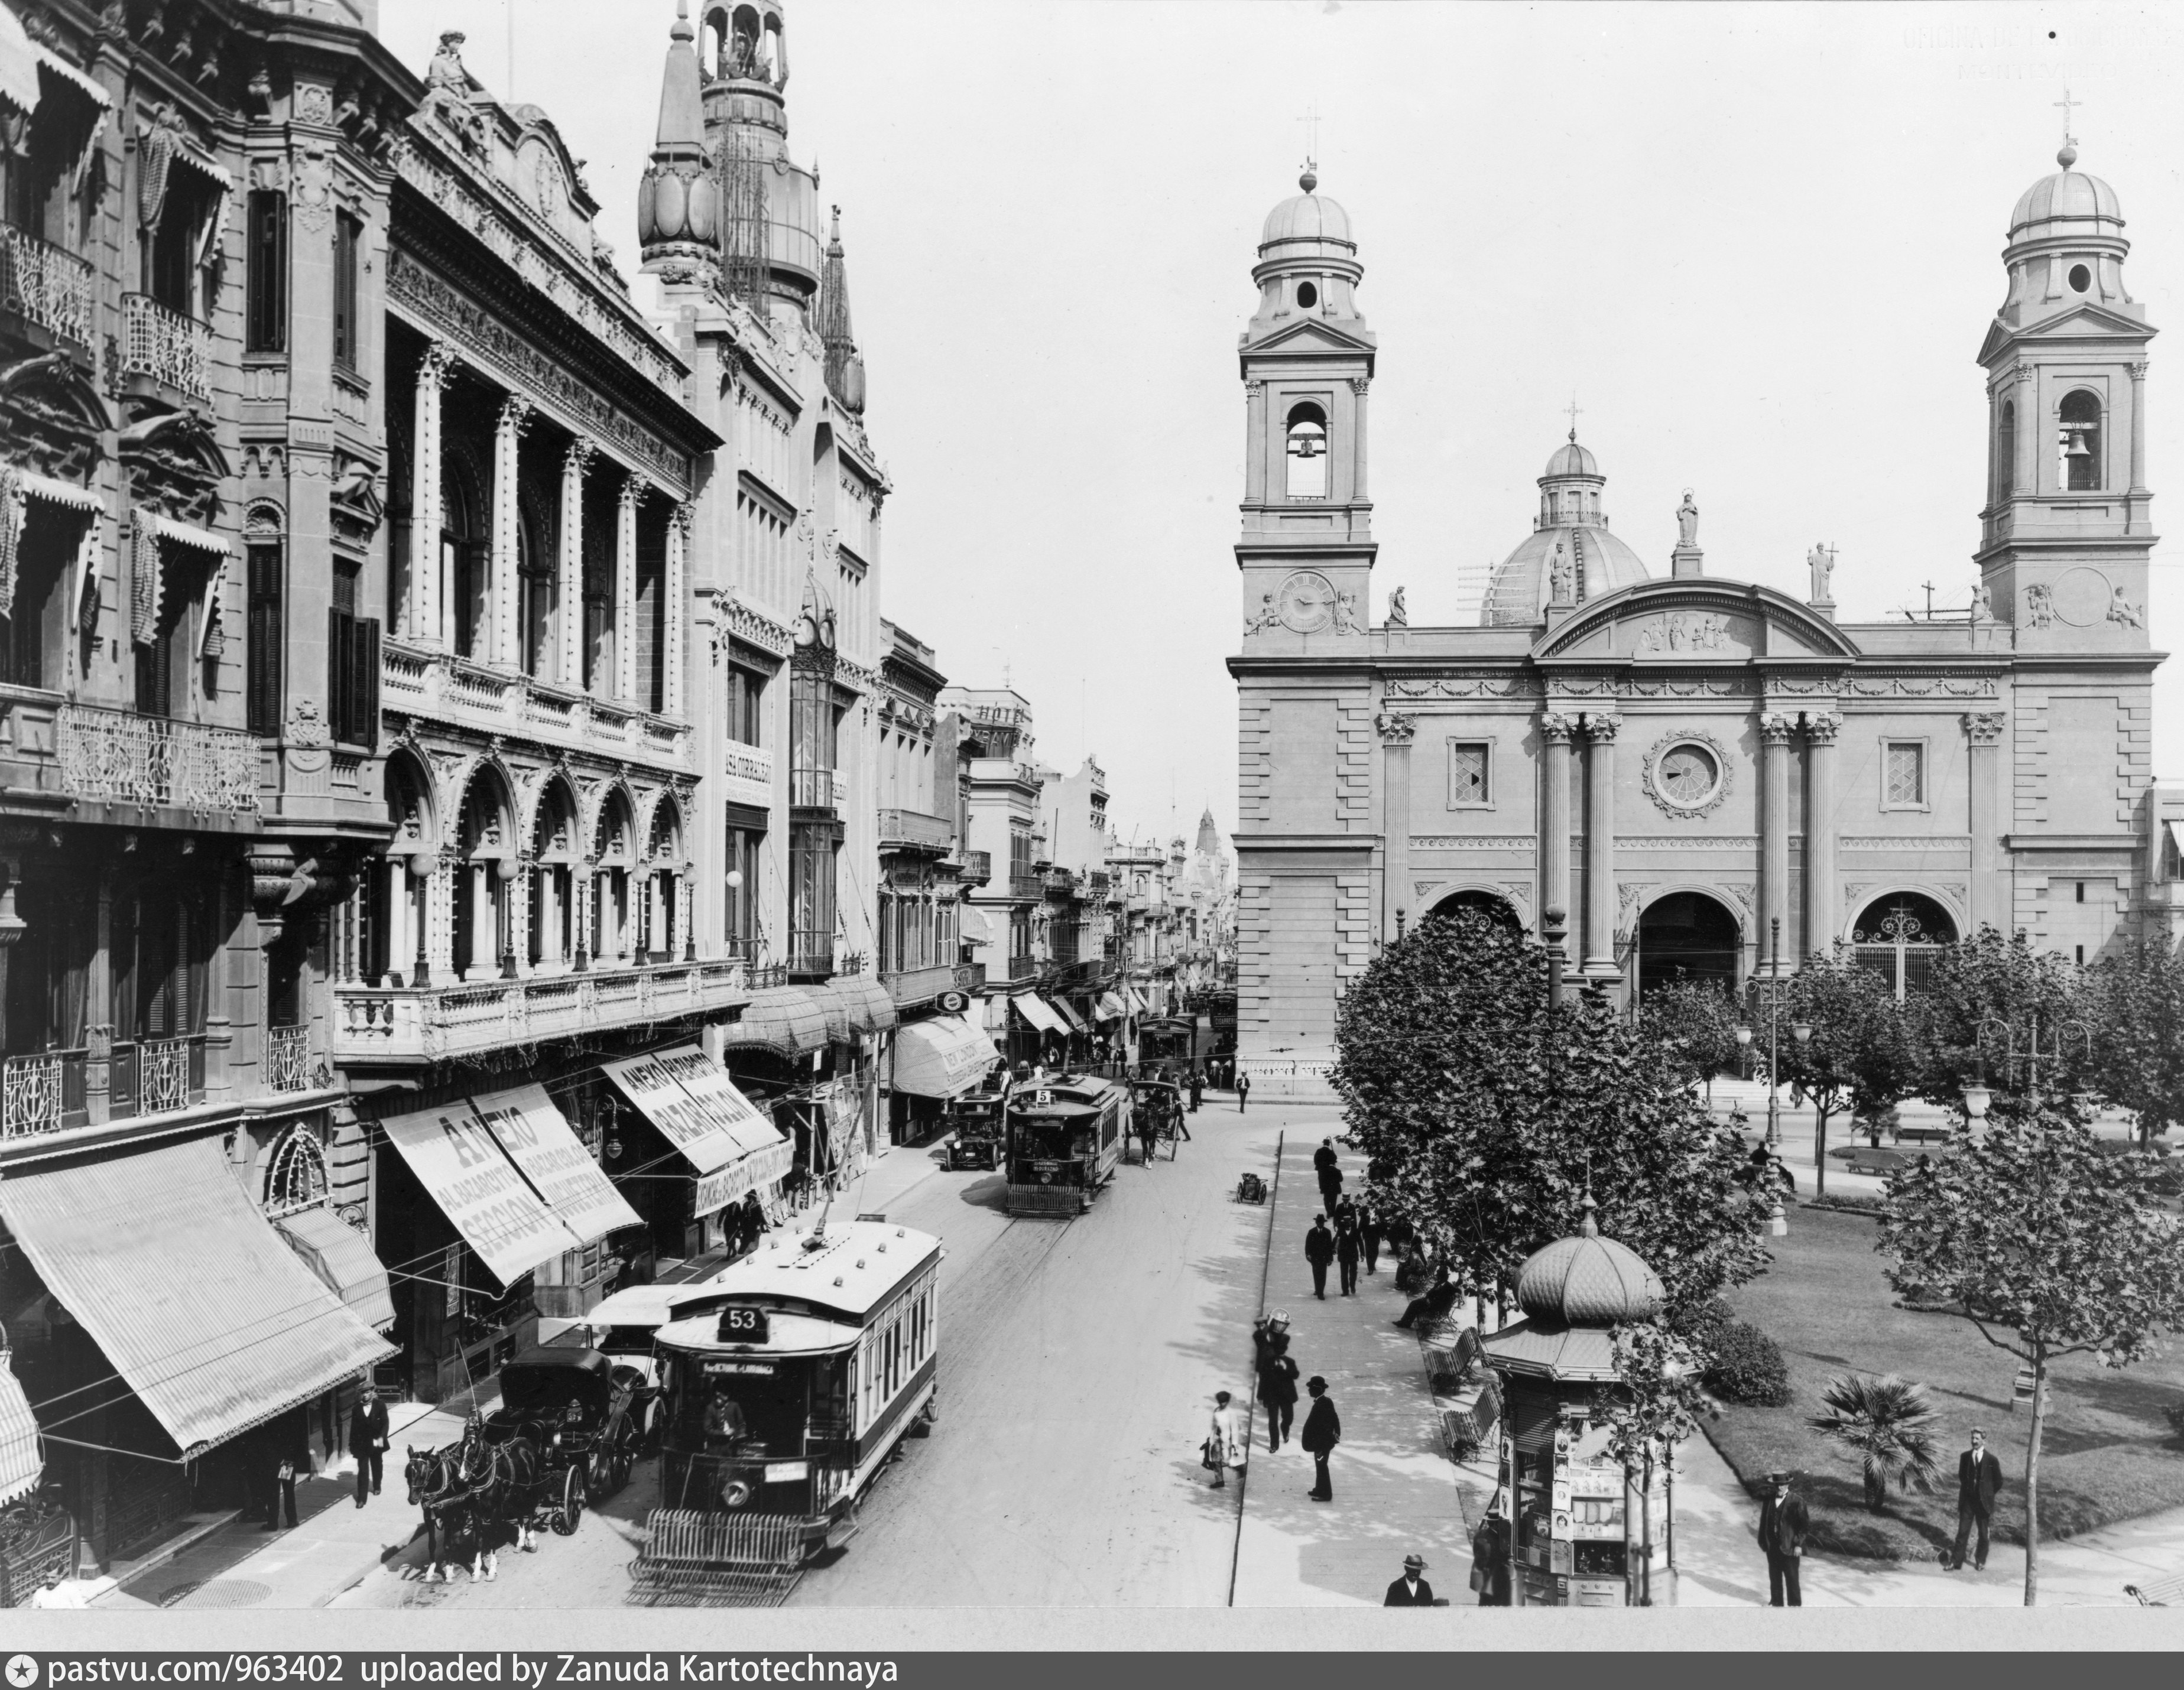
1635, 892, 1742, 999
1851, 892, 1958, 1002
1423, 888, 1521, 935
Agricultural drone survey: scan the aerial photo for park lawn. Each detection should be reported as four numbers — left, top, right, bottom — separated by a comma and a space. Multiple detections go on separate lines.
1706, 1204, 2184, 1564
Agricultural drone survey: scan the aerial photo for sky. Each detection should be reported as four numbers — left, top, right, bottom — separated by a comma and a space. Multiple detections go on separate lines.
378, 0, 2184, 848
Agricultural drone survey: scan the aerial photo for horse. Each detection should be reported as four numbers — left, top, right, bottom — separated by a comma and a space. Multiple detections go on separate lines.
404, 1443, 483, 1584
455, 1418, 550, 1574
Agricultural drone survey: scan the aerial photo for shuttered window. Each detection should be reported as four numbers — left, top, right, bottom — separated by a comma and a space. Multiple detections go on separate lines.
245, 190, 287, 353
246, 544, 282, 736
327, 607, 379, 749
333, 213, 361, 370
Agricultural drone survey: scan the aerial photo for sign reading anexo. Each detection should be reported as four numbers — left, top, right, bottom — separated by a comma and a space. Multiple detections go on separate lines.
378, 1103, 577, 1285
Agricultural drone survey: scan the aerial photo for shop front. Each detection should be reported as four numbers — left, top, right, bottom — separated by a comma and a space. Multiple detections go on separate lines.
601, 1044, 796, 1262
888, 1012, 999, 1142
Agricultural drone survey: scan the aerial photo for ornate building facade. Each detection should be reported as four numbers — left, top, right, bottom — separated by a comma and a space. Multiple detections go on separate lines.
1228, 148, 2164, 1084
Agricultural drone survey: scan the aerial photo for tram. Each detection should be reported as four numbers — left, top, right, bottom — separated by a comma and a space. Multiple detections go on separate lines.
1004, 1073, 1128, 1216
629, 1214, 942, 1595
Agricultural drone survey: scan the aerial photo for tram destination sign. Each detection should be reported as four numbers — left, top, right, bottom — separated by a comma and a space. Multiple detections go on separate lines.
716, 1306, 771, 1344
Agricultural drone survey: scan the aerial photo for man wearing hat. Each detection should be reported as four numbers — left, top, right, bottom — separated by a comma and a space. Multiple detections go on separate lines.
349, 1383, 391, 1508
1469, 1502, 1512, 1606
1757, 1471, 1810, 1607
1384, 1554, 1435, 1606
1300, 1375, 1341, 1502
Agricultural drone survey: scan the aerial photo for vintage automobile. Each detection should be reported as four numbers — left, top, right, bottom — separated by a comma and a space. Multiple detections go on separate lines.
943, 1086, 1009, 1171
480, 1347, 644, 1529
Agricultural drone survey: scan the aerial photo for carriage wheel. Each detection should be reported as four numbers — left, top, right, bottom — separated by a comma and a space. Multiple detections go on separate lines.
554, 1463, 585, 1535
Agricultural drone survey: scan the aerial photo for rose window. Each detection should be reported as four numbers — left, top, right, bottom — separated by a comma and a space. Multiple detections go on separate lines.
1657, 744, 1719, 806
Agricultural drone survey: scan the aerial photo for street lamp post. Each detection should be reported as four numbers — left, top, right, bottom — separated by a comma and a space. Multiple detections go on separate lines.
1965, 1012, 2095, 1122
1765, 917, 1783, 1150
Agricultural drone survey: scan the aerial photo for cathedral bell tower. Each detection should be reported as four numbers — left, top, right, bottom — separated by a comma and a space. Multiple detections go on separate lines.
1975, 136, 2156, 649
1236, 168, 1376, 644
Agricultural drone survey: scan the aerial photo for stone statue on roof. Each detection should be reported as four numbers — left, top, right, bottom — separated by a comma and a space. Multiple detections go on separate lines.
1387, 586, 1407, 628
428, 31, 468, 89
1676, 489, 1700, 549
1807, 543, 1835, 603
1548, 542, 1575, 605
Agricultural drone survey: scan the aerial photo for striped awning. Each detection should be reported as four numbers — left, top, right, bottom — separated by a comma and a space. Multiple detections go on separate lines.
820, 975, 898, 1039
0, 1360, 40, 1508
1051, 997, 1088, 1035
0, 1136, 394, 1457
275, 1205, 397, 1332
721, 986, 832, 1058
145, 512, 230, 555
1095, 991, 1128, 1022
893, 1014, 998, 1100
1013, 994, 1067, 1037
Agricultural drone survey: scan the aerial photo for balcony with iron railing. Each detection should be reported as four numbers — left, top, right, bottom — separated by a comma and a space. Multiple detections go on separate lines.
265, 1024, 311, 1093
1043, 867, 1078, 896
121, 293, 213, 403
880, 960, 983, 1009
334, 958, 750, 1065
109, 1035, 207, 1119
1, 1049, 87, 1140
382, 641, 693, 770
877, 808, 955, 854
54, 701, 260, 821
1, 224, 94, 346
789, 765, 835, 811
959, 849, 991, 887
1005, 874, 1044, 904
1002, 953, 1039, 983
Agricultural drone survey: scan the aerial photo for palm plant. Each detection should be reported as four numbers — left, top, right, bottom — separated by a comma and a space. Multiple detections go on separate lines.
1808, 1373, 1942, 1513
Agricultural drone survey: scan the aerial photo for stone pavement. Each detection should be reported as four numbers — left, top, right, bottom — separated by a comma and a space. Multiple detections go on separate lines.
1231, 1123, 1472, 1606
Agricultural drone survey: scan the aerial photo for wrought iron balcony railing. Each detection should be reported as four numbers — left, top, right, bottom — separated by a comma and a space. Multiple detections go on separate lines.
265, 1024, 311, 1093
877, 808, 954, 853
121, 293, 213, 402
1, 225, 94, 345
959, 849, 991, 886
2, 1049, 86, 1140
56, 703, 261, 816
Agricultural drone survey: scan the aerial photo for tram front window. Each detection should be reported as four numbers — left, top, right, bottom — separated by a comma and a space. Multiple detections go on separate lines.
673, 1363, 807, 1458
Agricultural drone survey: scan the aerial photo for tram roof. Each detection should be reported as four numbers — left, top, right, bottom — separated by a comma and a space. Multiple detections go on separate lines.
654, 1308, 856, 1360
664, 1217, 941, 1325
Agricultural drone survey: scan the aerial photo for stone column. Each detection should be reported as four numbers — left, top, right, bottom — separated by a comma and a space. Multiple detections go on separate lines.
510, 860, 534, 977
1243, 381, 1268, 505
1349, 376, 1371, 503
1541, 711, 1575, 942
1760, 711, 1795, 971
427, 851, 457, 982
1582, 715, 1618, 974
664, 503, 690, 720
1377, 708, 1415, 945
614, 477, 638, 703
2013, 361, 2039, 495
2130, 360, 2150, 530
409, 342, 455, 647
559, 440, 593, 689
1803, 712, 1841, 957
1965, 711, 2007, 934
491, 396, 533, 668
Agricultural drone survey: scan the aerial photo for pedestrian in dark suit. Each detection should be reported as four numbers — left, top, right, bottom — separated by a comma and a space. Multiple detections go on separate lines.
1362, 1205, 1385, 1276
1383, 1554, 1434, 1606
349, 1384, 391, 1508
262, 1412, 308, 1530
1257, 1335, 1299, 1452
1469, 1504, 1512, 1606
1397, 1266, 1458, 1330
1189, 1074, 1203, 1113
1335, 1207, 1362, 1296
1304, 1215, 1336, 1299
1314, 1140, 1343, 1216
1949, 1428, 2005, 1571
1757, 1471, 1809, 1606
1300, 1376, 1340, 1501
1237, 1073, 1250, 1112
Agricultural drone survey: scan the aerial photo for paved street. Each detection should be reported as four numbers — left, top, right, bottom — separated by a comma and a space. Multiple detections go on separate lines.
333, 1096, 1328, 1610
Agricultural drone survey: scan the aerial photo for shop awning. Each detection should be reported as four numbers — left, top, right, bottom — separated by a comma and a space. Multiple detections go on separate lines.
275, 1205, 397, 1332
957, 904, 995, 947
1051, 997, 1088, 1035
893, 1013, 999, 1099
0, 1362, 40, 1507
721, 986, 832, 1058
1125, 986, 1149, 1016
1095, 991, 1128, 1022
694, 1138, 796, 1217
0, 1136, 394, 1457
601, 1052, 747, 1175
144, 512, 231, 555
640, 1045, 785, 1160
379, 1101, 579, 1288
472, 1083, 642, 1249
2167, 818, 2184, 866
820, 975, 898, 1038
1013, 994, 1067, 1036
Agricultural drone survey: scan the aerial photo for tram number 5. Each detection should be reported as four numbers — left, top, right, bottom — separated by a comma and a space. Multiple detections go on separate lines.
1033, 1091, 1053, 1109
718, 1306, 771, 1344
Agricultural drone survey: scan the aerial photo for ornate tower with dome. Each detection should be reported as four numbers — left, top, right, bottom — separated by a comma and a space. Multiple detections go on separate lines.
1226, 144, 2169, 1096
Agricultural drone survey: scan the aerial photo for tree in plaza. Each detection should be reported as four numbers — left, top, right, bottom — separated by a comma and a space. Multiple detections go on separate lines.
1766, 948, 1923, 1191
1635, 978, 1744, 1101
1878, 1104, 2184, 1605
1910, 927, 2087, 1109
1333, 909, 1770, 1327
2082, 938, 2184, 1146
1806, 1373, 1942, 1514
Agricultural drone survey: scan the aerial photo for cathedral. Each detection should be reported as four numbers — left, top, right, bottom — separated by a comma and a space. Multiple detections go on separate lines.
1228, 144, 2164, 1083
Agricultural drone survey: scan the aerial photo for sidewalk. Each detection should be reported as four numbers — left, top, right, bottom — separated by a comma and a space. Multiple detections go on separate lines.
86, 1400, 472, 1611
1231, 1124, 1471, 1605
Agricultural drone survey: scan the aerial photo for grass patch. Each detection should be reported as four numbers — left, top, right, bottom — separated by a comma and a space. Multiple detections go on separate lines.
1706, 1205, 2184, 1563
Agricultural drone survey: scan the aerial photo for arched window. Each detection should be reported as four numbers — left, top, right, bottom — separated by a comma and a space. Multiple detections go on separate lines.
1285, 404, 1328, 499
645, 800, 684, 961
1851, 892, 1958, 1002
263, 1123, 330, 1217
1993, 400, 2015, 505
2060, 389, 2102, 492
593, 791, 637, 966
455, 771, 514, 980
529, 780, 580, 970
515, 495, 554, 682
442, 456, 486, 659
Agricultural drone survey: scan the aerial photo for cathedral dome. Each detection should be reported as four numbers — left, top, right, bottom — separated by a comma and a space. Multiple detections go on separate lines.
2011, 145, 2123, 235
1482, 431, 1651, 627
1260, 168, 1355, 258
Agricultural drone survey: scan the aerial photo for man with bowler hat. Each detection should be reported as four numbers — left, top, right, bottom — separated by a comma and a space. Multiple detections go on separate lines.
1950, 1427, 2005, 1571
1300, 1376, 1341, 1502
349, 1383, 391, 1507
1304, 1214, 1336, 1299
1384, 1554, 1434, 1606
1257, 1331, 1299, 1452
1758, 1470, 1810, 1606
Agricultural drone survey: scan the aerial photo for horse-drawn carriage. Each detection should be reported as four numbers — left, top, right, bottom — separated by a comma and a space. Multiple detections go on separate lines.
1130, 1080, 1183, 1162
406, 1347, 644, 1581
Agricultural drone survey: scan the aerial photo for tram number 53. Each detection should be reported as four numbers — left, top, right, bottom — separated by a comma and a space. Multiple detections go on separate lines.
716, 1306, 771, 1343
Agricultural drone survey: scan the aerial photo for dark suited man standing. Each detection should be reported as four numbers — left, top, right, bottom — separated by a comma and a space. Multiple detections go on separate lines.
1383, 1554, 1434, 1606
1300, 1376, 1341, 1502
349, 1384, 391, 1507
1757, 1471, 1809, 1606
1304, 1215, 1336, 1299
1950, 1428, 2005, 1571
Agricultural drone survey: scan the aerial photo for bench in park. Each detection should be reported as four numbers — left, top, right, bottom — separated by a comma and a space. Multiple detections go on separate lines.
2124, 1571, 2184, 1606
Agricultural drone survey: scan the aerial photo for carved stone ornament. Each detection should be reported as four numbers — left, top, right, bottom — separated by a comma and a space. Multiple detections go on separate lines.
295, 82, 335, 127
286, 697, 329, 748
1387, 674, 1536, 700
1634, 611, 1732, 655
1374, 711, 1416, 745
1640, 727, 1734, 820
1962, 711, 2007, 747
1540, 711, 1578, 745
1242, 592, 1281, 638
291, 141, 335, 233
1758, 711, 1796, 746
1803, 711, 1843, 746
2023, 583, 2055, 628
1273, 570, 1339, 635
